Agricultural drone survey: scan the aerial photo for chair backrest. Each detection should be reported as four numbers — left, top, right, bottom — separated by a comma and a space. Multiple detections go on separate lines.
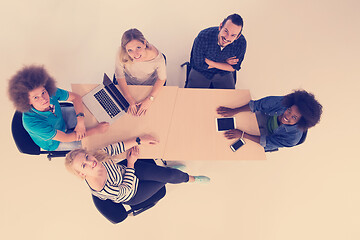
11, 111, 41, 155
92, 195, 128, 224
92, 185, 166, 224
181, 61, 237, 88
181, 62, 192, 88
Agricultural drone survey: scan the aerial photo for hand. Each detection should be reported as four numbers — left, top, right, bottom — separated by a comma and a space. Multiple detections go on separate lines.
224, 129, 243, 139
217, 106, 236, 117
127, 146, 139, 167
226, 56, 239, 65
140, 134, 159, 145
74, 120, 86, 141
127, 103, 138, 116
95, 122, 110, 134
205, 58, 214, 69
136, 97, 152, 116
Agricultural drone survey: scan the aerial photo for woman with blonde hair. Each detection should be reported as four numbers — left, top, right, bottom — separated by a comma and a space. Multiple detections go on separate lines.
115, 28, 167, 116
65, 135, 210, 206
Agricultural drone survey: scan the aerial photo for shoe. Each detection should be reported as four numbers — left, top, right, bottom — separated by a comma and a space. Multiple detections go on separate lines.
193, 176, 211, 183
169, 164, 186, 171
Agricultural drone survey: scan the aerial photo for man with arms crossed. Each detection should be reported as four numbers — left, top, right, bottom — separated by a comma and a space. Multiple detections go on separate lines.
186, 13, 246, 89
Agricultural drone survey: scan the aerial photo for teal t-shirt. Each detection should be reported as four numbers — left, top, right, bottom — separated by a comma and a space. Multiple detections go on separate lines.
22, 88, 69, 151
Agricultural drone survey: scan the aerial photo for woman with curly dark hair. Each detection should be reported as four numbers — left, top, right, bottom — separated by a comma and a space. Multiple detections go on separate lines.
8, 65, 109, 151
216, 90, 323, 151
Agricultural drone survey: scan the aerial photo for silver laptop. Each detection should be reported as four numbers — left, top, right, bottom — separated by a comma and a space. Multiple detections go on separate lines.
82, 73, 129, 124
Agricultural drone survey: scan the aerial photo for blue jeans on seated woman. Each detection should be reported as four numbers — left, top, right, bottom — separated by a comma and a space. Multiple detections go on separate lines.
54, 106, 82, 151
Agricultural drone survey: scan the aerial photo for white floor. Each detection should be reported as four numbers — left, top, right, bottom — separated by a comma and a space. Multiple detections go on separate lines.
1, 1, 359, 239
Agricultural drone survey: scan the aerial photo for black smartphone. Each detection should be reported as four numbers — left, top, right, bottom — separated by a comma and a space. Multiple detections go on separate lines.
230, 138, 246, 152
216, 117, 236, 131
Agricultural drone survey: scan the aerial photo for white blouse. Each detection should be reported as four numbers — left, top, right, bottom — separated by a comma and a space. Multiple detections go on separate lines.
115, 48, 167, 85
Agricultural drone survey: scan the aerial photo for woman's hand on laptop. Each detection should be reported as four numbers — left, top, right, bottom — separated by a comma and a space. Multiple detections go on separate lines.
136, 98, 152, 116
127, 102, 138, 116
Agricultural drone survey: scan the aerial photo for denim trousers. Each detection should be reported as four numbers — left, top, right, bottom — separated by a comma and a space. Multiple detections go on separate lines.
55, 106, 82, 151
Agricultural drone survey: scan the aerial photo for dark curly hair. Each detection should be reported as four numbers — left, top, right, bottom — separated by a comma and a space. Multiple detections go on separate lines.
8, 65, 57, 112
282, 90, 323, 131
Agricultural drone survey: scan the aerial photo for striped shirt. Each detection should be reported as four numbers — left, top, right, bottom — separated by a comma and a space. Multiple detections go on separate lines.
103, 141, 126, 156
87, 142, 139, 203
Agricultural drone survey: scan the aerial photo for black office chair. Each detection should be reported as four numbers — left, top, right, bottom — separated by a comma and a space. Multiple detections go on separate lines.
113, 53, 167, 85
92, 159, 166, 224
265, 130, 308, 153
181, 61, 237, 88
11, 102, 74, 160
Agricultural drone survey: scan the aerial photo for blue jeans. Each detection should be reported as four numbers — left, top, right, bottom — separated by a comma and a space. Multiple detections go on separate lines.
55, 106, 82, 151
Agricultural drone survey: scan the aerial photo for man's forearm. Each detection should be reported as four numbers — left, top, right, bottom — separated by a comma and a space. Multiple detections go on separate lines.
206, 58, 235, 72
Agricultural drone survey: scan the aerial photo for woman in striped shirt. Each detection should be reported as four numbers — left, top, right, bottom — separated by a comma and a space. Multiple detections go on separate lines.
65, 135, 210, 205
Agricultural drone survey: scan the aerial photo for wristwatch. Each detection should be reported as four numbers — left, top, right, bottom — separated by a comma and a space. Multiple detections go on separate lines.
136, 137, 141, 145
76, 112, 85, 118
149, 96, 155, 101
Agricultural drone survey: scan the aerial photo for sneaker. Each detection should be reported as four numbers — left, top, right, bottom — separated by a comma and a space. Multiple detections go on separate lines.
193, 176, 211, 183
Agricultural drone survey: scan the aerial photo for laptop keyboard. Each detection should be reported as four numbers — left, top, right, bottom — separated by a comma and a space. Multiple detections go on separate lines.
94, 89, 121, 118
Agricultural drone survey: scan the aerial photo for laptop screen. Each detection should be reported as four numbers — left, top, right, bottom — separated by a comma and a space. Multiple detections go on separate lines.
102, 73, 129, 111
105, 84, 129, 110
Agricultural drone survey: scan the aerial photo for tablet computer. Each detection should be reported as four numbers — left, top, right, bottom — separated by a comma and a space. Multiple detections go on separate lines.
216, 117, 236, 131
